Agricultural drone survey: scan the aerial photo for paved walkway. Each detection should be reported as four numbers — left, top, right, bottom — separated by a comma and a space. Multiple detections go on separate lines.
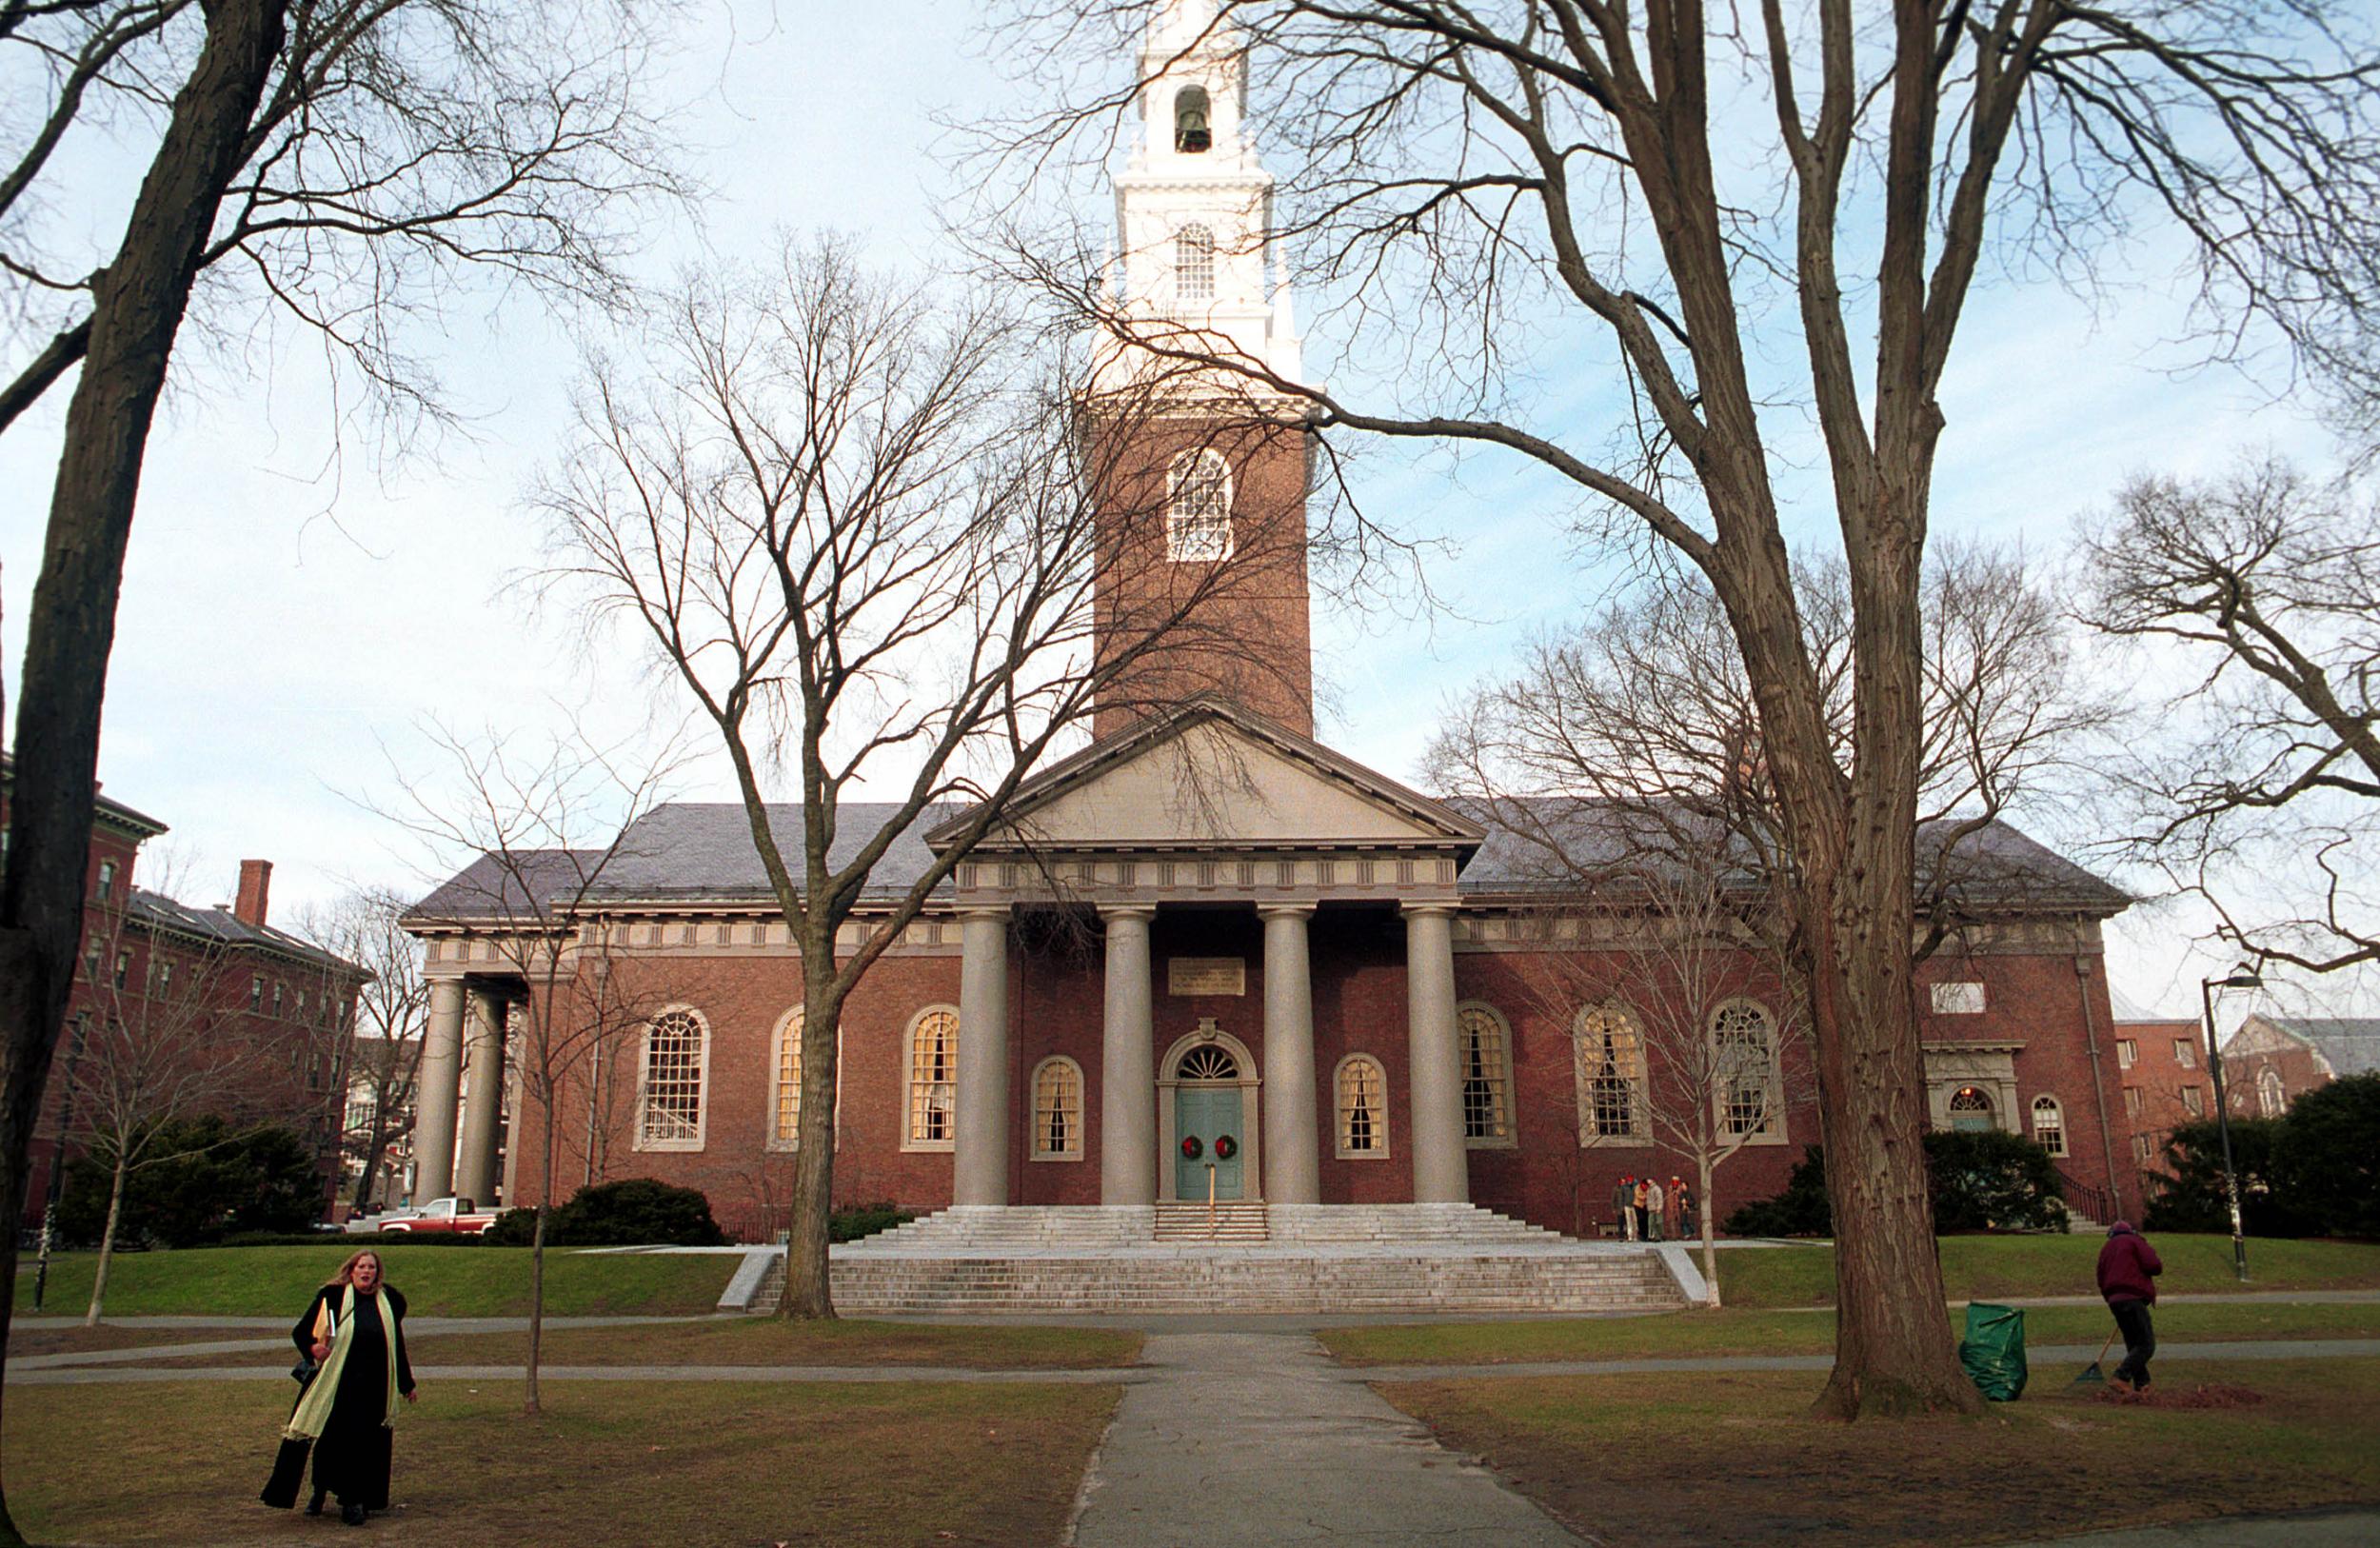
1068, 1332, 1579, 1547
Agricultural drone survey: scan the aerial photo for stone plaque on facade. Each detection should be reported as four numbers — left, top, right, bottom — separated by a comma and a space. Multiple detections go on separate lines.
1168, 957, 1246, 996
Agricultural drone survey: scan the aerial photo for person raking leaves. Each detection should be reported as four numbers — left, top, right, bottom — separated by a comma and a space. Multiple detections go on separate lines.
2095, 1221, 2163, 1393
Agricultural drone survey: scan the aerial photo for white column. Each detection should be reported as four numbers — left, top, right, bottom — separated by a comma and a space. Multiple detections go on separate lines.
953, 907, 1012, 1206
411, 979, 466, 1202
1404, 904, 1469, 1203
454, 988, 507, 1206
1260, 903, 1320, 1203
1100, 906, 1158, 1205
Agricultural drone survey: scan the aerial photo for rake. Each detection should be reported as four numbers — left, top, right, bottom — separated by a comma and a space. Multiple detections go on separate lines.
2073, 1330, 2119, 1386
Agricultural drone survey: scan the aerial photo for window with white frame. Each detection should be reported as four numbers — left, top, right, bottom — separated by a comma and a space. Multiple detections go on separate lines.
1166, 448, 1233, 562
2124, 1085, 2144, 1118
1031, 1057, 1083, 1160
1458, 1003, 1515, 1144
2173, 1038, 2197, 1069
2257, 1066, 2287, 1117
1176, 222, 1216, 299
638, 1008, 708, 1149
2132, 1132, 2155, 1163
96, 859, 116, 901
2115, 1039, 2137, 1069
2031, 1095, 2067, 1157
1575, 1004, 1648, 1143
1336, 1054, 1388, 1158
1930, 981, 1986, 1014
2180, 1084, 2205, 1117
906, 1007, 959, 1150
771, 1007, 804, 1149
1712, 1000, 1784, 1141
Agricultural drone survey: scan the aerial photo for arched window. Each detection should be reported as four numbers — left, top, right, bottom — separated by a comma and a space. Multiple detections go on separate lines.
1176, 222, 1216, 301
1575, 1004, 1647, 1143
2257, 1066, 2287, 1117
2031, 1095, 2066, 1157
1166, 447, 1233, 562
771, 1007, 804, 1150
1031, 1057, 1084, 1160
905, 1006, 959, 1150
1711, 1000, 1783, 1141
637, 1007, 709, 1150
1948, 1085, 1995, 1133
1336, 1054, 1389, 1158
1174, 85, 1212, 152
1458, 1002, 1514, 1145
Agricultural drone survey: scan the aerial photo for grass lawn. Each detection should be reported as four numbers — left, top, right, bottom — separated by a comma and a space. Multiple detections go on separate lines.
12, 1245, 740, 1318
9, 1377, 1119, 1547
1378, 1357, 2380, 1547
124, 1317, 1143, 1372
1718, 1234, 2380, 1308
7, 1324, 230, 1358
1320, 1299, 2380, 1366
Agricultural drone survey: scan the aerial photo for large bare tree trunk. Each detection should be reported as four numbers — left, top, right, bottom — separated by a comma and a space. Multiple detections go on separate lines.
0, 5, 288, 1537
83, 1153, 131, 1328
780, 963, 844, 1320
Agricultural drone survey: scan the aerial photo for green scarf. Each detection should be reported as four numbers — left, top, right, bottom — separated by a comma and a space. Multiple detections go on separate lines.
283, 1283, 401, 1442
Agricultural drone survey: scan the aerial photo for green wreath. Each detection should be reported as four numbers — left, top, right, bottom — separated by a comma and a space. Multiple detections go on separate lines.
1180, 1135, 1203, 1160
1214, 1134, 1238, 1161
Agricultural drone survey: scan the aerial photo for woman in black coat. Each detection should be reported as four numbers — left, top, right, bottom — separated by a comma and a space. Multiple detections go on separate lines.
261, 1249, 419, 1525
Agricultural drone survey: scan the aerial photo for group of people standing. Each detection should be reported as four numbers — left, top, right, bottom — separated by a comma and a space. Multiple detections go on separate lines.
1609, 1174, 1694, 1241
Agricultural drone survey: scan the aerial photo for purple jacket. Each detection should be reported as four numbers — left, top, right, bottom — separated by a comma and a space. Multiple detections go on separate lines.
2096, 1222, 2163, 1304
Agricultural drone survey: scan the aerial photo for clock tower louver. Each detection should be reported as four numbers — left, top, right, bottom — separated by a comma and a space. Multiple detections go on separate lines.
1088, 0, 1317, 741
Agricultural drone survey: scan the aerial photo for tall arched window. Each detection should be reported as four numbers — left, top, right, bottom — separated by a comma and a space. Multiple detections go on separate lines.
1174, 85, 1212, 152
1711, 999, 1783, 1141
1031, 1057, 1083, 1160
1176, 222, 1216, 300
1458, 1003, 1515, 1145
1575, 1004, 1648, 1143
2257, 1065, 2287, 1117
637, 1007, 709, 1150
906, 1006, 959, 1150
1336, 1054, 1389, 1158
2031, 1095, 2066, 1157
1167, 447, 1233, 561
771, 1007, 804, 1150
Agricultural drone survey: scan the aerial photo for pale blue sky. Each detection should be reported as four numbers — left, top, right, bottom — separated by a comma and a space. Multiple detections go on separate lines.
0, 3, 2359, 1021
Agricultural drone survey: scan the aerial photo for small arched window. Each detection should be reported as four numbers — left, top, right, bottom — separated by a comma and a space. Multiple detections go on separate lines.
1176, 223, 1216, 301
1167, 447, 1233, 561
1948, 1084, 1995, 1133
1031, 1057, 1084, 1160
1575, 1004, 1648, 1143
771, 1007, 804, 1149
2031, 1094, 2066, 1157
906, 1006, 959, 1150
1174, 85, 1212, 152
1458, 1002, 1515, 1145
638, 1007, 709, 1150
2257, 1065, 2287, 1118
1712, 999, 1783, 1141
1336, 1054, 1389, 1158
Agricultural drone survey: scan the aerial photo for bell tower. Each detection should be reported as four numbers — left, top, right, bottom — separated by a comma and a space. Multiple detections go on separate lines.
1089, 0, 1316, 741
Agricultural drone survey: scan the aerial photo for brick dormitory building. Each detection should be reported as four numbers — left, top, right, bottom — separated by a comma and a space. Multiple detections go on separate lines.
396, 8, 2148, 1270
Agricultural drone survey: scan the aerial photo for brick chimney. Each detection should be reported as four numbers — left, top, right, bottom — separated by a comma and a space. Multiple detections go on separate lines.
233, 860, 273, 927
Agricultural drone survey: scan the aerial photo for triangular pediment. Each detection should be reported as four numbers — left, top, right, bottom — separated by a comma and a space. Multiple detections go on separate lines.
939, 698, 1482, 852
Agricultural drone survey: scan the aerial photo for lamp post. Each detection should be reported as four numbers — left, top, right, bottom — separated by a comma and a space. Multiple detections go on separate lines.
2199, 963, 2262, 1282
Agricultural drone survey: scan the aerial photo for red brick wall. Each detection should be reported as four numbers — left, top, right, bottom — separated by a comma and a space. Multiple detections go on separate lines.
2113, 1018, 2213, 1193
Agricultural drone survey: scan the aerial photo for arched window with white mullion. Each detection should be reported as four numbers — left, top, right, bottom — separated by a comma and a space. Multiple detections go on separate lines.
636, 1006, 710, 1152
1031, 1057, 1084, 1161
1457, 1002, 1516, 1147
1166, 447, 1234, 562
904, 1006, 959, 1152
1335, 1054, 1390, 1159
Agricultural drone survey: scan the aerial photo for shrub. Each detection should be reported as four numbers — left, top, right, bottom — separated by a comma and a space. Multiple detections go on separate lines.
829, 1202, 915, 1242
2141, 1117, 2309, 1236
479, 1179, 727, 1247
54, 1119, 325, 1248
2275, 1072, 2380, 1239
1723, 1131, 2068, 1238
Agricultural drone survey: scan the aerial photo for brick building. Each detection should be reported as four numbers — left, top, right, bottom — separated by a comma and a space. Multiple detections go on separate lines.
2220, 1015, 2380, 1118
402, 3, 2142, 1243
2106, 996, 2214, 1187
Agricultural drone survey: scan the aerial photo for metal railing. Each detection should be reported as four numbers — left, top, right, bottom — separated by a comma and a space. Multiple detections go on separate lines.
2056, 1167, 2117, 1227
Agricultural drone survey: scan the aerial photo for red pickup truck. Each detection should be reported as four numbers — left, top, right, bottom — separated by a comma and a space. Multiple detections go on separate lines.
370, 1197, 500, 1235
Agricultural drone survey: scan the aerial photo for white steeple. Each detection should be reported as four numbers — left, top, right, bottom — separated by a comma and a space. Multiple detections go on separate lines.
1105, 0, 1303, 386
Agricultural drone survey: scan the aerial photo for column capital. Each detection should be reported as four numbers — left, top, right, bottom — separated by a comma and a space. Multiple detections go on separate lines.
1099, 903, 1158, 923
1256, 901, 1317, 920
1399, 902, 1458, 919
959, 903, 1012, 922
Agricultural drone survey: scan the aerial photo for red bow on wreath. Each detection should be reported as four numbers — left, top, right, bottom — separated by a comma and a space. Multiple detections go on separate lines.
1214, 1134, 1238, 1161
1180, 1135, 1203, 1159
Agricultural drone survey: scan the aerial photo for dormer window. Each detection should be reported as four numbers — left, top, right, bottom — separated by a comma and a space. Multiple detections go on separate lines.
1177, 224, 1215, 301
1174, 85, 1212, 152
1167, 448, 1233, 561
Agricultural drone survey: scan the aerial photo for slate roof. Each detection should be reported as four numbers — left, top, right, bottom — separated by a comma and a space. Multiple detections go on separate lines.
127, 888, 360, 976
404, 847, 618, 923
587, 803, 960, 903
2259, 1018, 2380, 1079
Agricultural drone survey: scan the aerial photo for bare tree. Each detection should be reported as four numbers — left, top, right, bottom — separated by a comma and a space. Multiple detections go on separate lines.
0, 5, 684, 1506
536, 236, 1338, 1320
300, 889, 428, 1214
983, 0, 2380, 1418
389, 724, 676, 1416
2079, 457, 2377, 978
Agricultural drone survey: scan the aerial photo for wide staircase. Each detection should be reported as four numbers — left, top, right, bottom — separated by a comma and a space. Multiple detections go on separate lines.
813, 1202, 1688, 1316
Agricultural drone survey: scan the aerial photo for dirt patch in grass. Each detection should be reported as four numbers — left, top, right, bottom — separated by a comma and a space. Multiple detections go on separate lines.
9, 1377, 1120, 1547
1377, 1358, 2380, 1547
2096, 1381, 2266, 1410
